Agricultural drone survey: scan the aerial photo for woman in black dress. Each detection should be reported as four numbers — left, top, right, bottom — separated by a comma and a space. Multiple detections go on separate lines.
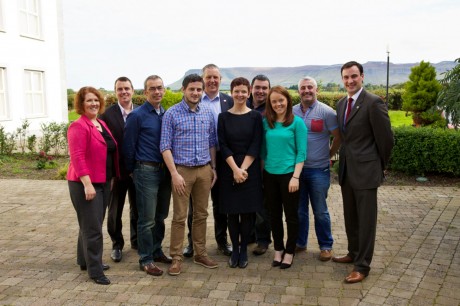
218, 77, 263, 268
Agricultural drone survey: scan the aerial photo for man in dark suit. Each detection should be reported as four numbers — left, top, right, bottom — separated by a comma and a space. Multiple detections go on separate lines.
99, 76, 138, 262
332, 61, 394, 283
183, 64, 234, 257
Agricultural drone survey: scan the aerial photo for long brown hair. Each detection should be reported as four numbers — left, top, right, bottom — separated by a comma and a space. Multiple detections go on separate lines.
265, 86, 294, 129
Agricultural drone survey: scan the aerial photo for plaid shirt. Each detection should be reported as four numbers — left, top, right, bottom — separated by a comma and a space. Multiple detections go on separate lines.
160, 100, 217, 166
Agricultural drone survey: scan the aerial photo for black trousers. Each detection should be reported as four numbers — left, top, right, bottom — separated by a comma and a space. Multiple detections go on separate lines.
106, 176, 137, 250
227, 213, 254, 256
341, 175, 378, 276
263, 170, 299, 254
69, 180, 109, 279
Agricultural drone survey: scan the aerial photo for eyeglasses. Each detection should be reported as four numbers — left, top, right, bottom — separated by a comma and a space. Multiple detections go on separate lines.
148, 86, 164, 92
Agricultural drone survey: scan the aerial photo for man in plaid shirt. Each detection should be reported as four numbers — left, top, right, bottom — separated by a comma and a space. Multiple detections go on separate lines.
160, 74, 218, 276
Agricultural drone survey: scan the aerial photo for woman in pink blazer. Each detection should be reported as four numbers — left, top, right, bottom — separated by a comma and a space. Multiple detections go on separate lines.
67, 86, 119, 285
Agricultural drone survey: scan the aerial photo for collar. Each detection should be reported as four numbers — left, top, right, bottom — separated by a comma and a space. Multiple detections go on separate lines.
144, 100, 164, 115
179, 99, 200, 113
348, 87, 364, 102
202, 92, 220, 103
300, 100, 317, 114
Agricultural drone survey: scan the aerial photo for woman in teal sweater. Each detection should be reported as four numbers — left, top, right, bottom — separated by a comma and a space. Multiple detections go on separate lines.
261, 86, 307, 269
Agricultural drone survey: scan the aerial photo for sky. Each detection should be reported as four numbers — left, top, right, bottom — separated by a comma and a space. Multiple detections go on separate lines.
62, 0, 459, 90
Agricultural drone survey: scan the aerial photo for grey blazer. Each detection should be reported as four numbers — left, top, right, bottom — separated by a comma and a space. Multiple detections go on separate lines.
336, 89, 394, 190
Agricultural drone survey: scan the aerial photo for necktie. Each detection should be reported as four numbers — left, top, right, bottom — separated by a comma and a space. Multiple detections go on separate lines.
345, 97, 353, 123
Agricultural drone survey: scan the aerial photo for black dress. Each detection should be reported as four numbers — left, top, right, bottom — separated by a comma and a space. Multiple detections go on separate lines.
218, 110, 263, 214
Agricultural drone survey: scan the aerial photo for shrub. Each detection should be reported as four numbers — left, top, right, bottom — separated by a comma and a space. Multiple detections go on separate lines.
0, 125, 16, 155
56, 162, 69, 180
103, 90, 182, 110
390, 126, 460, 175
68, 93, 75, 110
161, 90, 183, 109
39, 122, 69, 155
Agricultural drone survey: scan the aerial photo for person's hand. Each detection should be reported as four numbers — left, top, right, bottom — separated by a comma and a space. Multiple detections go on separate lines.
233, 168, 247, 184
172, 172, 186, 196
211, 168, 218, 188
84, 184, 96, 201
288, 177, 299, 193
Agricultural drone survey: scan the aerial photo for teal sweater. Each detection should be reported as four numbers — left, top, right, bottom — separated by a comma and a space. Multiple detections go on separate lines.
262, 116, 308, 174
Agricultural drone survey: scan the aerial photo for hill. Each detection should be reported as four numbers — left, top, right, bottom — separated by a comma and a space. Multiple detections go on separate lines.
167, 61, 456, 90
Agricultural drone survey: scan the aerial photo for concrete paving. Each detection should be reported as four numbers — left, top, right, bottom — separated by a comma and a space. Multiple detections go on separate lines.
0, 179, 459, 305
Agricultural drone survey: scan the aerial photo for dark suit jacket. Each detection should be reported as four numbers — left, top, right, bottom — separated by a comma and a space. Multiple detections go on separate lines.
99, 103, 138, 177
337, 89, 394, 190
219, 92, 234, 112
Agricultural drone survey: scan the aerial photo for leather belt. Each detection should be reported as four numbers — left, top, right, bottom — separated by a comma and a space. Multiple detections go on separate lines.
137, 161, 163, 167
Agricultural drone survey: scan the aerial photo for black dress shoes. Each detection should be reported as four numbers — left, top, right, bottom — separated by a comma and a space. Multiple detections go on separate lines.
228, 258, 238, 268
91, 275, 111, 285
217, 243, 232, 256
238, 260, 248, 269
80, 264, 110, 271
111, 248, 122, 262
183, 245, 194, 258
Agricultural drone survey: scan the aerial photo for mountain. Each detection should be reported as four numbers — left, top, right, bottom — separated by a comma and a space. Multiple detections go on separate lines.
167, 61, 456, 90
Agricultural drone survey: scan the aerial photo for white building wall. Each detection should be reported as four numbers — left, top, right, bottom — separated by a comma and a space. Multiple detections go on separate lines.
0, 0, 67, 135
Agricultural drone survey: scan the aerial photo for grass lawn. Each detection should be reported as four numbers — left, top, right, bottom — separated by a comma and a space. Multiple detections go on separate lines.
68, 110, 79, 121
389, 110, 413, 127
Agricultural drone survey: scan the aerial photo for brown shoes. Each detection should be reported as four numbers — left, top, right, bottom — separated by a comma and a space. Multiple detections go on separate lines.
319, 250, 333, 261
194, 255, 218, 269
345, 271, 366, 283
252, 244, 268, 256
154, 253, 173, 264
332, 255, 353, 263
295, 246, 306, 253
140, 262, 163, 276
168, 259, 181, 276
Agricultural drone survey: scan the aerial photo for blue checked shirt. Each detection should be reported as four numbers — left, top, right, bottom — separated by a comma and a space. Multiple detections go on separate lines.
160, 100, 217, 166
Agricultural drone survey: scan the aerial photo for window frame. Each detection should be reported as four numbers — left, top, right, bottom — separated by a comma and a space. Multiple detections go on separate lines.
24, 69, 46, 118
19, 0, 42, 39
0, 67, 8, 120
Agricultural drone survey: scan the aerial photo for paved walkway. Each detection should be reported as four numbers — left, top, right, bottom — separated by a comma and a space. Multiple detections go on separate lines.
0, 179, 459, 305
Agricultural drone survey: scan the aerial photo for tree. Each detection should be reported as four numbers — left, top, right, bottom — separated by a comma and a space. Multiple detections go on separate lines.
402, 61, 442, 126
436, 58, 460, 129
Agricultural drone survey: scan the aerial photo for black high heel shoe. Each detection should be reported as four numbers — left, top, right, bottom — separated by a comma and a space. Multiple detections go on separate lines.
280, 253, 294, 269
272, 250, 285, 267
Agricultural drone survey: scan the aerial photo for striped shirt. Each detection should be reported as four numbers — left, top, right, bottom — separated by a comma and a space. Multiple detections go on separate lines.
160, 100, 217, 166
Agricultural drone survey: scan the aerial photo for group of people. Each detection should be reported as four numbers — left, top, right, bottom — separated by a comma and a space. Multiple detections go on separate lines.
67, 61, 394, 285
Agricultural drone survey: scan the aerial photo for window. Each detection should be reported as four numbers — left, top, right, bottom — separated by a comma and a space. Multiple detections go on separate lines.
19, 0, 41, 39
0, 68, 7, 119
24, 70, 45, 117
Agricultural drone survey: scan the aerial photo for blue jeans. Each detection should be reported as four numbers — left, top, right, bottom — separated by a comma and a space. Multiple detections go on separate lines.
134, 163, 171, 266
296, 167, 333, 250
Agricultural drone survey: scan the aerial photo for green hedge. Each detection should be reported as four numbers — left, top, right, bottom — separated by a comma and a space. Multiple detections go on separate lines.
291, 90, 404, 110
390, 126, 460, 175
105, 90, 183, 110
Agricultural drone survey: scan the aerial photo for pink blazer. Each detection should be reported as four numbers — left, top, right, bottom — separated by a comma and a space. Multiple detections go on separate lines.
67, 114, 120, 183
